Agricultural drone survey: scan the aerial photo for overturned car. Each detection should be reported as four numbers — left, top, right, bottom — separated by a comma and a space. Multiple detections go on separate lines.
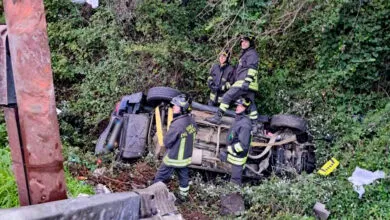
95, 87, 316, 178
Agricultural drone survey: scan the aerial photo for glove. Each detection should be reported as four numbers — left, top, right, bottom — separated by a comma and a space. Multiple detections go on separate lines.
221, 82, 231, 91
233, 143, 244, 153
242, 81, 250, 91
211, 84, 220, 92
227, 146, 237, 156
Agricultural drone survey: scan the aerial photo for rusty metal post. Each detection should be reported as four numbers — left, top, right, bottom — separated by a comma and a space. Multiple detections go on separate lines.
1, 25, 30, 205
3, 107, 30, 206
3, 0, 67, 204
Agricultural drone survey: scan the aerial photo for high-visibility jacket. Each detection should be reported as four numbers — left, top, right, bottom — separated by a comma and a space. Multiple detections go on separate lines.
207, 63, 235, 103
226, 113, 252, 166
163, 114, 198, 168
232, 48, 259, 91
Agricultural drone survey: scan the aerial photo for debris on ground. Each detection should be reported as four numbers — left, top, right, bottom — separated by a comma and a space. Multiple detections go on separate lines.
94, 183, 111, 194
348, 166, 386, 198
219, 193, 245, 216
76, 193, 90, 198
134, 182, 182, 220
68, 161, 157, 192
313, 202, 330, 220
180, 210, 210, 220
318, 157, 339, 176
71, 0, 99, 8
131, 162, 156, 188
68, 161, 210, 218
92, 167, 107, 178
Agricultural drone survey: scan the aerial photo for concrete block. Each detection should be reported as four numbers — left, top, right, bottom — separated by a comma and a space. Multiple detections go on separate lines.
0, 192, 140, 220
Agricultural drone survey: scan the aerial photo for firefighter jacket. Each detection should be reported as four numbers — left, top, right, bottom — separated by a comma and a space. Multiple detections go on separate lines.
163, 114, 198, 168
226, 113, 252, 166
207, 63, 235, 102
232, 48, 259, 91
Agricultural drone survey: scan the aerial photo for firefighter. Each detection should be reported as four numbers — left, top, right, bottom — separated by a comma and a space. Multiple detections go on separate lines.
223, 97, 252, 185
207, 50, 235, 106
206, 36, 259, 130
153, 94, 198, 201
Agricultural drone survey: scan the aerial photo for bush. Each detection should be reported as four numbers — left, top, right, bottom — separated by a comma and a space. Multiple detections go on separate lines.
3, 0, 388, 217
0, 145, 19, 208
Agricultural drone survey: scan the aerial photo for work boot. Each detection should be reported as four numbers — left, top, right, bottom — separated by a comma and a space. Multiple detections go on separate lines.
175, 193, 188, 205
205, 110, 223, 125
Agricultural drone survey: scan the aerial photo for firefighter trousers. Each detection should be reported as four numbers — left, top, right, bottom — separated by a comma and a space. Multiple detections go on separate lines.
220, 150, 244, 186
153, 163, 190, 196
230, 164, 244, 186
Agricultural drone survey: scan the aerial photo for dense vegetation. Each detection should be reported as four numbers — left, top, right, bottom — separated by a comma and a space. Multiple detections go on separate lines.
1, 0, 389, 218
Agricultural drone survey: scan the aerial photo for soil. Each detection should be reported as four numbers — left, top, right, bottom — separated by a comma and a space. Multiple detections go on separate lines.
69, 161, 213, 219
181, 209, 211, 220
68, 161, 157, 192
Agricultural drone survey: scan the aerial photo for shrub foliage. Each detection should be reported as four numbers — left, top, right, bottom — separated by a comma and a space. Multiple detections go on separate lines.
0, 0, 388, 217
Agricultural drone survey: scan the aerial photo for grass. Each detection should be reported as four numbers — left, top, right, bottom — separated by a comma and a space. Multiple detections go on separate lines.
0, 146, 19, 208
0, 142, 94, 209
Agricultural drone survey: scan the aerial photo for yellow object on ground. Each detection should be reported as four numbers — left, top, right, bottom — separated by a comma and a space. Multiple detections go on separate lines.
318, 157, 340, 176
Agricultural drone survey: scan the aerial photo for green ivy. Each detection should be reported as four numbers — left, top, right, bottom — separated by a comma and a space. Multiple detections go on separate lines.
2, 0, 387, 216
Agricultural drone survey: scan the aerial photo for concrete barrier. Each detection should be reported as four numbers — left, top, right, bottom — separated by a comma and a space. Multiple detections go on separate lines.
0, 192, 140, 220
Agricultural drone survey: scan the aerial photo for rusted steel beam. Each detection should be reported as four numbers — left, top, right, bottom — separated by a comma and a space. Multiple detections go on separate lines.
1, 25, 30, 206
3, 0, 67, 204
0, 25, 16, 106
0, 25, 7, 105
3, 107, 30, 206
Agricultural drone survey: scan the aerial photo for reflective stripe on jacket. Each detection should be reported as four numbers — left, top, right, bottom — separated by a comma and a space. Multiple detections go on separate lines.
232, 48, 259, 91
226, 113, 252, 166
209, 93, 223, 103
207, 63, 234, 91
163, 114, 198, 168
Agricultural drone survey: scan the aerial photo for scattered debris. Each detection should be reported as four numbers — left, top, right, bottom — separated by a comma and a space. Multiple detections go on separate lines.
134, 182, 182, 220
92, 167, 107, 178
94, 184, 111, 194
219, 193, 245, 216
86, 0, 99, 8
180, 210, 210, 220
313, 202, 330, 220
71, 0, 99, 8
348, 167, 386, 199
76, 193, 90, 198
318, 157, 339, 176
77, 176, 87, 181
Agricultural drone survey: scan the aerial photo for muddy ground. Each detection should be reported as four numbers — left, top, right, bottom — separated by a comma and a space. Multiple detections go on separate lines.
68, 161, 212, 220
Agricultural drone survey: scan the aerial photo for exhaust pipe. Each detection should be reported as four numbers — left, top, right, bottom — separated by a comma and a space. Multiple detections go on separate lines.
106, 118, 123, 150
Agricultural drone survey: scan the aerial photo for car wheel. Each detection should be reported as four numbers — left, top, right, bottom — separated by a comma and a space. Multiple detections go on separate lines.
146, 87, 181, 107
270, 114, 307, 133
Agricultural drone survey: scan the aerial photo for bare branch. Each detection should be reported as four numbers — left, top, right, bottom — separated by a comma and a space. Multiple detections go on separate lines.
283, 1, 306, 33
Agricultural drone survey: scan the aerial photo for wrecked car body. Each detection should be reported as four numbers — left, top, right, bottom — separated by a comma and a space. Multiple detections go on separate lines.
95, 87, 316, 178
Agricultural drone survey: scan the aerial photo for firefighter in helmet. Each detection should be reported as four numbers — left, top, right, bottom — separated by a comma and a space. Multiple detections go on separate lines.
153, 94, 198, 200
207, 50, 235, 106
206, 36, 259, 132
222, 97, 252, 185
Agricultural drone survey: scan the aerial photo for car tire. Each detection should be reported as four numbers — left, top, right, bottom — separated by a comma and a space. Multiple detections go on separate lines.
270, 114, 307, 133
146, 87, 181, 106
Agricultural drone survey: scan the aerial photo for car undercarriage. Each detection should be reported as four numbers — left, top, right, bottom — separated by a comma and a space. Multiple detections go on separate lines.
95, 87, 316, 178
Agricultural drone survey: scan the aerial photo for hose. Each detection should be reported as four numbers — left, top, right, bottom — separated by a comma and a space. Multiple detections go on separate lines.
248, 131, 280, 159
